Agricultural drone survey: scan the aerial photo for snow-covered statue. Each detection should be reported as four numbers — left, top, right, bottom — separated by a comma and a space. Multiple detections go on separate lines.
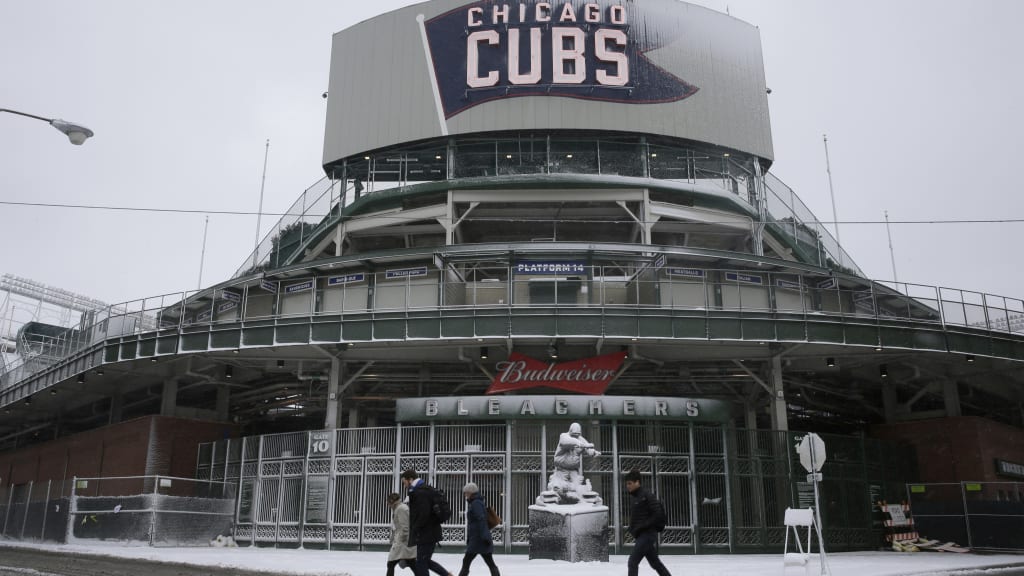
541, 422, 603, 505
529, 422, 610, 562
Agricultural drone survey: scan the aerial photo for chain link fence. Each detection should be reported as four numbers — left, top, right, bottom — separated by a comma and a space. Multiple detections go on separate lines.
908, 481, 1024, 551
68, 475, 235, 546
0, 479, 70, 542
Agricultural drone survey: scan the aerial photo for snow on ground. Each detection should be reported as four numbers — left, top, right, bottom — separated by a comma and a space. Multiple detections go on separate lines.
2, 540, 1023, 576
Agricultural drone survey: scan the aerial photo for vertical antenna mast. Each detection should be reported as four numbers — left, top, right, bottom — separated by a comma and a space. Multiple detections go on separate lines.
253, 139, 271, 269
198, 215, 209, 289
823, 134, 844, 269
885, 210, 898, 283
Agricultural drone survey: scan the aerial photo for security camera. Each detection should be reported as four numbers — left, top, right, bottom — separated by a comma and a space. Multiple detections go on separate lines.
322, 92, 329, 99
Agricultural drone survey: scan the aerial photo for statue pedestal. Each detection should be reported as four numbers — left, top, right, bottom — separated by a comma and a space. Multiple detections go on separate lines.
528, 504, 609, 563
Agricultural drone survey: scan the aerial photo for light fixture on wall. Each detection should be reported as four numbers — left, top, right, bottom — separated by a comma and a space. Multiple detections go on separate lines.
547, 344, 559, 359
277, 359, 286, 368
77, 373, 86, 384
225, 366, 234, 379
95, 367, 104, 376
150, 356, 158, 363
879, 364, 889, 379
826, 357, 835, 368
965, 355, 975, 363
480, 347, 488, 360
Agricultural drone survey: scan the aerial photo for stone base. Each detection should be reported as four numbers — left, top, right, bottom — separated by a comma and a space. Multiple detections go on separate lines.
528, 504, 610, 562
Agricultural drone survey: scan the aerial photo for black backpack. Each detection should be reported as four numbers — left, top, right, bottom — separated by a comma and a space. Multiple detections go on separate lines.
430, 487, 452, 523
652, 496, 668, 532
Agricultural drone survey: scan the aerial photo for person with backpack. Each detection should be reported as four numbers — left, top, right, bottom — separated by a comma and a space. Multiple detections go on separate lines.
458, 482, 500, 576
624, 469, 672, 576
401, 469, 455, 576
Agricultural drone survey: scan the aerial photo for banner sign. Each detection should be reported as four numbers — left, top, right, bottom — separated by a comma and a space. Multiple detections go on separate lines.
653, 254, 666, 270
385, 266, 428, 279
396, 394, 731, 422
423, 1, 699, 119
217, 301, 238, 313
260, 279, 277, 293
196, 310, 212, 322
668, 268, 704, 279
328, 273, 366, 286
486, 350, 626, 394
285, 280, 314, 294
725, 272, 763, 285
515, 261, 586, 275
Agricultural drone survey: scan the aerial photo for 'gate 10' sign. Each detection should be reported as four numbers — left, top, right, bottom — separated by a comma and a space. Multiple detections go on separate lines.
423, 0, 699, 118
309, 431, 333, 456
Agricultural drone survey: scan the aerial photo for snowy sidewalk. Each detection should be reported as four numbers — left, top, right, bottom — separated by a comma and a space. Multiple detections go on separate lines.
2, 540, 1023, 576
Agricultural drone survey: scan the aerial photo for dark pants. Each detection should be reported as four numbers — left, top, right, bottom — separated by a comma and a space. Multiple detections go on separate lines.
414, 542, 451, 576
390, 557, 448, 576
458, 552, 500, 576
628, 531, 672, 576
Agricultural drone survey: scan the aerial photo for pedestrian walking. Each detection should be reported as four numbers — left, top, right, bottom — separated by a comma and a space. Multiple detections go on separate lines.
401, 469, 455, 576
387, 493, 417, 576
624, 469, 672, 576
458, 482, 500, 576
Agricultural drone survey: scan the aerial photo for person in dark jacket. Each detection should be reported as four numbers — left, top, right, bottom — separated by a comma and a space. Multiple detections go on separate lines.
458, 482, 500, 576
624, 469, 672, 576
401, 469, 454, 576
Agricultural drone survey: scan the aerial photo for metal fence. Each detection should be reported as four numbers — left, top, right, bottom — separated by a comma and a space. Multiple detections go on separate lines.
0, 478, 70, 542
67, 475, 236, 546
197, 424, 913, 554
908, 481, 1024, 551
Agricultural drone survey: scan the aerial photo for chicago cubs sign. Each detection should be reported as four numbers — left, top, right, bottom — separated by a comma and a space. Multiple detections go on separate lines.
423, 0, 699, 118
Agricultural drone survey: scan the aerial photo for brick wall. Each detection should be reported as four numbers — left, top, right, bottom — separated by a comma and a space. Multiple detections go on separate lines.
872, 416, 1024, 482
0, 416, 236, 494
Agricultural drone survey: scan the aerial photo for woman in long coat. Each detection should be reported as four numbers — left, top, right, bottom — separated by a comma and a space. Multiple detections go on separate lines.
387, 493, 418, 576
458, 482, 500, 576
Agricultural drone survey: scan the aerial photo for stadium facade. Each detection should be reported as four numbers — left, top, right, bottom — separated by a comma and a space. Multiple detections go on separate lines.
2, 0, 1024, 554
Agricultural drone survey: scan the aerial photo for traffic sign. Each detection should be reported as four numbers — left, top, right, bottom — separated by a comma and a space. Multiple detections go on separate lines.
797, 433, 827, 473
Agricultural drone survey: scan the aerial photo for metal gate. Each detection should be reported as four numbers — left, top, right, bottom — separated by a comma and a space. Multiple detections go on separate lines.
198, 422, 912, 554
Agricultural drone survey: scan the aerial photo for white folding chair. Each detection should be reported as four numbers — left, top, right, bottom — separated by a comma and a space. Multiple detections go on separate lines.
782, 507, 816, 574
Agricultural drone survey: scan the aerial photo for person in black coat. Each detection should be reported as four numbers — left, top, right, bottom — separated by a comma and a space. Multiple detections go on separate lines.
624, 469, 672, 576
458, 482, 500, 576
401, 470, 454, 576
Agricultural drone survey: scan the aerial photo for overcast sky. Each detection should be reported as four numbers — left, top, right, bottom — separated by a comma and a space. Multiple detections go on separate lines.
2, 0, 1023, 312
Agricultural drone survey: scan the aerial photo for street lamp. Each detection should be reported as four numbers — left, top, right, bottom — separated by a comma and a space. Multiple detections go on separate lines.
1, 108, 94, 145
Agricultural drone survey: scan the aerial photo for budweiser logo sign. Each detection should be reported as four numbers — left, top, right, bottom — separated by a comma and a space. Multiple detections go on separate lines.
486, 351, 627, 394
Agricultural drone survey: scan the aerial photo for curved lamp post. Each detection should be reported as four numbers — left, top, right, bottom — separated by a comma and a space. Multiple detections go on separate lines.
0, 108, 94, 145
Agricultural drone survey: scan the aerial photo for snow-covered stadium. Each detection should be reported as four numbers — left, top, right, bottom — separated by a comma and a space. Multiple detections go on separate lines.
2, 0, 1022, 554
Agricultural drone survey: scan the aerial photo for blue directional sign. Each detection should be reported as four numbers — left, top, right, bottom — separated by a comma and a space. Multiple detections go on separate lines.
386, 267, 429, 279
667, 268, 704, 278
726, 272, 763, 285
328, 273, 366, 286
285, 280, 314, 294
515, 261, 586, 275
